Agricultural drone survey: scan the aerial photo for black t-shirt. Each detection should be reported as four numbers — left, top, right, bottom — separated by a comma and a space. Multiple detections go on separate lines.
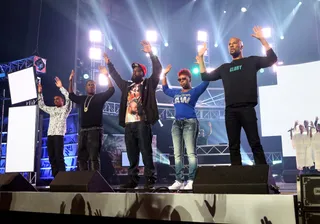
201, 49, 277, 107
197, 136, 208, 145
69, 87, 115, 128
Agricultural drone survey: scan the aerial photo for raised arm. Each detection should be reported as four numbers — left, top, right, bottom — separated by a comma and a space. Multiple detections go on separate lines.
141, 40, 162, 89
251, 26, 278, 68
37, 84, 53, 114
161, 64, 176, 98
197, 44, 222, 81
104, 53, 127, 91
98, 65, 115, 102
67, 70, 82, 104
55, 76, 72, 113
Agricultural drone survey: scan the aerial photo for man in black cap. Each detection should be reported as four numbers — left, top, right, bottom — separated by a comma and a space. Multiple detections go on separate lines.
101, 40, 162, 189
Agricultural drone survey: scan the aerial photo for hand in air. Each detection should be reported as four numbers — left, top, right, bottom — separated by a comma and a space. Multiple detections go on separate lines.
99, 66, 109, 76
55, 77, 62, 88
37, 83, 42, 93
163, 64, 172, 76
141, 40, 152, 53
103, 53, 110, 64
69, 70, 75, 81
251, 26, 264, 40
198, 43, 207, 57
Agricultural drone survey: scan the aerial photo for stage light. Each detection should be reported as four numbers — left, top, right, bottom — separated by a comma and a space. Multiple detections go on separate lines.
89, 47, 102, 60
98, 73, 108, 86
164, 42, 169, 47
146, 30, 158, 42
197, 44, 208, 56
89, 30, 102, 43
278, 61, 284, 65
214, 43, 218, 48
108, 45, 113, 50
0, 73, 5, 78
260, 68, 265, 73
223, 11, 227, 13
262, 28, 272, 38
192, 67, 199, 75
280, 35, 284, 40
197, 31, 208, 42
83, 74, 89, 79
241, 7, 247, 12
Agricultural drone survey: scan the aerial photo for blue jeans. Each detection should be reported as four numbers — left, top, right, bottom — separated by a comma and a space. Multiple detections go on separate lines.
171, 118, 199, 181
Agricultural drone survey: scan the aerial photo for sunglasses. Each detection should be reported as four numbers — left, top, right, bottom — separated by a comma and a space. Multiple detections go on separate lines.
178, 77, 187, 82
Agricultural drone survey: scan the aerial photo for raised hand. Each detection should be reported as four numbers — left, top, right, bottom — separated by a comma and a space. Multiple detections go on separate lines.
55, 77, 62, 88
103, 53, 110, 64
198, 43, 207, 57
37, 83, 42, 93
69, 70, 75, 81
99, 65, 108, 76
141, 40, 152, 53
195, 55, 201, 64
251, 26, 264, 40
163, 64, 172, 76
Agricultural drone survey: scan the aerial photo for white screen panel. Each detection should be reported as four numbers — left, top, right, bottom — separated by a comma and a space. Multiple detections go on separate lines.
5, 105, 38, 172
259, 60, 320, 157
8, 67, 37, 104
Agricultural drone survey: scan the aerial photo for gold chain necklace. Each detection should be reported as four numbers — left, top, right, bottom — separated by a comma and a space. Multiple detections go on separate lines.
84, 95, 95, 112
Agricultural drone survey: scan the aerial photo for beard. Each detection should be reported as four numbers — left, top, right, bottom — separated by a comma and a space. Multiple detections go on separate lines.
182, 84, 191, 89
131, 75, 143, 83
230, 50, 241, 58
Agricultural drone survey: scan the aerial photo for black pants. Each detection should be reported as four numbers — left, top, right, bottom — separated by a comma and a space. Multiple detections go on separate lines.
125, 122, 156, 183
77, 128, 102, 171
225, 105, 267, 165
47, 135, 65, 177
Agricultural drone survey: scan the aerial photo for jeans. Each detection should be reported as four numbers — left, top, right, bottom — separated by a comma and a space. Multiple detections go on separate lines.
171, 118, 199, 181
47, 135, 65, 177
77, 128, 103, 171
225, 105, 267, 165
125, 121, 156, 184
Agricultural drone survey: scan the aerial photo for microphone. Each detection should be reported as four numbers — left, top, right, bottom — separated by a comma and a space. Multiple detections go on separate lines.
288, 128, 294, 132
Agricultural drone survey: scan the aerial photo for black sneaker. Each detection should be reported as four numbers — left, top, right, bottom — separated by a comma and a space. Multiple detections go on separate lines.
144, 178, 155, 189
120, 181, 138, 189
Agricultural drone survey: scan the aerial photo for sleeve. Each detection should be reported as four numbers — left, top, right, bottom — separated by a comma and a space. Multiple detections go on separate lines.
193, 81, 210, 96
107, 62, 128, 91
69, 92, 83, 104
60, 87, 72, 114
38, 94, 53, 114
201, 65, 222, 81
149, 54, 162, 89
256, 48, 278, 69
96, 87, 115, 102
162, 85, 177, 98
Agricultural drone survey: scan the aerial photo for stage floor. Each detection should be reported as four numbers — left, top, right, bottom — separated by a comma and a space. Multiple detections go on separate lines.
0, 190, 297, 224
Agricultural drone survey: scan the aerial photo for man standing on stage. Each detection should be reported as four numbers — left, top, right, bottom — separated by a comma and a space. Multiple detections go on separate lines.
68, 69, 115, 171
162, 64, 209, 190
197, 122, 213, 146
102, 40, 162, 189
38, 76, 72, 177
198, 26, 278, 165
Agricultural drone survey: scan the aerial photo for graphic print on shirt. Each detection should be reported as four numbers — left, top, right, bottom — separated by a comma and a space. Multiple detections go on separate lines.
125, 83, 144, 123
174, 93, 191, 104
229, 65, 242, 72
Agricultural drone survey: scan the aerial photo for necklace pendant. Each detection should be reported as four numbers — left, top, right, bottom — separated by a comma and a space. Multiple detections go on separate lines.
84, 107, 88, 112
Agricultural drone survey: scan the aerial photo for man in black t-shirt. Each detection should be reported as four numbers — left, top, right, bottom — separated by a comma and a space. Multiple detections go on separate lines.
198, 26, 278, 165
68, 70, 115, 171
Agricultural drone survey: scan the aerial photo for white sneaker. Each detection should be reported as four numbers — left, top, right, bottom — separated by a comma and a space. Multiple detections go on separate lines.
168, 180, 184, 190
183, 180, 193, 190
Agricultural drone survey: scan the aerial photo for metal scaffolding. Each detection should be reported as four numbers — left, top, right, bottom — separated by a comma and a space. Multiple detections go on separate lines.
0, 56, 35, 80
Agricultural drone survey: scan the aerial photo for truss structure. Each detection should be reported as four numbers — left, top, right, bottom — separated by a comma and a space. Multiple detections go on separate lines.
0, 56, 35, 80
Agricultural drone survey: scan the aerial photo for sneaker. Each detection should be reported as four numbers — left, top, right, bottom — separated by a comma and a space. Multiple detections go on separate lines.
144, 178, 155, 189
120, 181, 138, 189
168, 180, 184, 190
183, 180, 193, 190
